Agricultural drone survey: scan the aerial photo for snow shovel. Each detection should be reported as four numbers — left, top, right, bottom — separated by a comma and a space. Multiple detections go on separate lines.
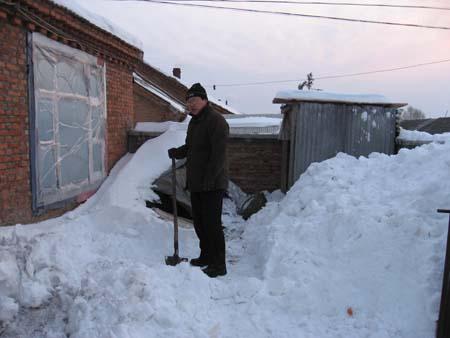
165, 158, 188, 266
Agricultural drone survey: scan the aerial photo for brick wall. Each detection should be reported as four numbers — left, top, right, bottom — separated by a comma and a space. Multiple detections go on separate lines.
134, 83, 181, 123
228, 137, 283, 193
0, 21, 31, 224
127, 132, 284, 194
106, 62, 134, 171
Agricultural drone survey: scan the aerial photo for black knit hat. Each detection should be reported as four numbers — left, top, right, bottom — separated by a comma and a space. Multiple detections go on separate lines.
186, 83, 208, 101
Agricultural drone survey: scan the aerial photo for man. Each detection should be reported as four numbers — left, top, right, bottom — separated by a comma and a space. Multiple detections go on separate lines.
168, 83, 229, 278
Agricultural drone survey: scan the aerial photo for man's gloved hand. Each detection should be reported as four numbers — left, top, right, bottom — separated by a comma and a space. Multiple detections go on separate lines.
168, 147, 178, 159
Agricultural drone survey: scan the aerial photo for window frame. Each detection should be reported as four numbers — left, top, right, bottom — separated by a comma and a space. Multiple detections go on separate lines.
28, 33, 107, 214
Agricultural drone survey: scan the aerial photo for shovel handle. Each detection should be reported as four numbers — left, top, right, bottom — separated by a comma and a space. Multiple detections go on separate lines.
171, 158, 179, 256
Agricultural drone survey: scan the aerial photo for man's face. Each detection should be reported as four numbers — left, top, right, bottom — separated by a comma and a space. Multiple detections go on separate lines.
186, 96, 207, 115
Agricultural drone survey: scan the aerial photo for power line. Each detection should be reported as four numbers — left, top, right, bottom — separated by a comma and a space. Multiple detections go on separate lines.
317, 59, 450, 80
144, 0, 450, 11
204, 58, 450, 87
112, 0, 450, 30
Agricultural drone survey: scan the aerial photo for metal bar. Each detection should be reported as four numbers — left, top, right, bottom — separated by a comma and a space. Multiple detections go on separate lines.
27, 32, 40, 214
171, 158, 179, 256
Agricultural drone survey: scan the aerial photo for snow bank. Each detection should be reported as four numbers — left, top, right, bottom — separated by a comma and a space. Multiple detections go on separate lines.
398, 128, 450, 142
0, 129, 197, 336
244, 141, 450, 337
1, 128, 449, 337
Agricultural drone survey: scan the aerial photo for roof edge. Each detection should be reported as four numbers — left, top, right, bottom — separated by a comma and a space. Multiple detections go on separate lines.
273, 98, 407, 108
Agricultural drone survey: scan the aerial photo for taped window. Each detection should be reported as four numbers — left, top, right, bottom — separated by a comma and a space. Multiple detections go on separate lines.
31, 33, 106, 210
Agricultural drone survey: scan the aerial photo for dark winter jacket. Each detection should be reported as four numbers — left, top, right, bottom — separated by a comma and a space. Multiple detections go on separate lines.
172, 104, 229, 192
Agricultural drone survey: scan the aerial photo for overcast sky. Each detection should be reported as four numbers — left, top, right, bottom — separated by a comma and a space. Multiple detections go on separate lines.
78, 0, 450, 117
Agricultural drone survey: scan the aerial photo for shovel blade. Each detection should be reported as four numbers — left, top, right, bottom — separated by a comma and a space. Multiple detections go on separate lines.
165, 254, 188, 266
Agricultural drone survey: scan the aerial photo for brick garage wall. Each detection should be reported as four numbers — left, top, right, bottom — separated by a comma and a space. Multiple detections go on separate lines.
134, 83, 181, 122
127, 132, 284, 194
106, 62, 134, 171
228, 137, 283, 193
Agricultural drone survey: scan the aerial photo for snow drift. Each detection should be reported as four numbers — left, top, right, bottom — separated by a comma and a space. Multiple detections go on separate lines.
1, 130, 449, 337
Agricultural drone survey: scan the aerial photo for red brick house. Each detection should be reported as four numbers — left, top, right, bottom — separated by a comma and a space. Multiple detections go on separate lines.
133, 61, 234, 123
0, 0, 238, 226
133, 63, 187, 123
0, 0, 145, 225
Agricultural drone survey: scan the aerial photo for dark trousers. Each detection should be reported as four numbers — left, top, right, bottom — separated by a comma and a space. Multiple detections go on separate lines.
190, 190, 226, 267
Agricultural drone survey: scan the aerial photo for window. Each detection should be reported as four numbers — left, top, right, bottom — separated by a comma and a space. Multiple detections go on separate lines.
30, 33, 106, 210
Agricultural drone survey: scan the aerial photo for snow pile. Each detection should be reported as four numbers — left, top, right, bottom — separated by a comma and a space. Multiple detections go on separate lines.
0, 128, 449, 337
0, 231, 20, 323
81, 130, 187, 211
398, 128, 450, 143
244, 141, 450, 337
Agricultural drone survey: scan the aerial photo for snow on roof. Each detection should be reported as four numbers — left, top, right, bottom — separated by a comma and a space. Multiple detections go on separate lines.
50, 0, 143, 50
208, 97, 242, 115
133, 73, 186, 113
134, 121, 189, 133
273, 90, 407, 107
224, 115, 282, 135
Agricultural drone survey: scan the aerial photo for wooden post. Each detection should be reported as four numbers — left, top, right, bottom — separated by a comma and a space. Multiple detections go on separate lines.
437, 209, 450, 338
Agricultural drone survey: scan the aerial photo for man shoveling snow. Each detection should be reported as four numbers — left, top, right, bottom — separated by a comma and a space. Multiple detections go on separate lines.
168, 83, 229, 278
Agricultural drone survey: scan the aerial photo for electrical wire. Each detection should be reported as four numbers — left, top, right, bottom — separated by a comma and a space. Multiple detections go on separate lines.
136, 0, 450, 11
317, 59, 450, 80
204, 58, 450, 87
112, 0, 450, 30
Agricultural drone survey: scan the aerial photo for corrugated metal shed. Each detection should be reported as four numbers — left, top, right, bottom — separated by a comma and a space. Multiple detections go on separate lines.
274, 92, 407, 189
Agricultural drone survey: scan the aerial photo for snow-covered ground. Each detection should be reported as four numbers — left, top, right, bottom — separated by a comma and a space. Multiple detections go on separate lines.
1, 128, 450, 337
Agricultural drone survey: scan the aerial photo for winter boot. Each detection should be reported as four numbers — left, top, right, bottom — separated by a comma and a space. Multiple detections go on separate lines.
202, 264, 227, 278
190, 255, 209, 267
